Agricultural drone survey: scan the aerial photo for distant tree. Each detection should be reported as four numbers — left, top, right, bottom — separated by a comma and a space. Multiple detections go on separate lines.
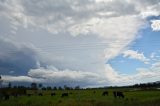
31, 82, 37, 90
59, 85, 74, 90
64, 85, 67, 90
18, 86, 26, 89
133, 84, 139, 88
58, 86, 62, 90
75, 86, 80, 90
38, 83, 43, 89
13, 85, 17, 89
0, 75, 2, 88
64, 85, 72, 90
132, 81, 160, 88
47, 86, 52, 90
8, 82, 12, 88
70, 87, 73, 90
42, 87, 46, 90
53, 86, 57, 90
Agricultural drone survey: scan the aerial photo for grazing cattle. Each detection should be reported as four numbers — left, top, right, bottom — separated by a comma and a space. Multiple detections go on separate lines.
0, 89, 10, 100
117, 91, 124, 98
51, 92, 56, 96
113, 91, 125, 98
102, 91, 108, 96
38, 93, 43, 96
0, 88, 26, 100
93, 91, 96, 94
61, 93, 68, 97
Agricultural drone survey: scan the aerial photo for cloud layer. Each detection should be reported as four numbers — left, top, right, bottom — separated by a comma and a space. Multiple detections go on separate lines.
0, 0, 160, 87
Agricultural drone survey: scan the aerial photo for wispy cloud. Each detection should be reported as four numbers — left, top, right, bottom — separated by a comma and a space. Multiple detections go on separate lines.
123, 50, 149, 64
2, 75, 44, 83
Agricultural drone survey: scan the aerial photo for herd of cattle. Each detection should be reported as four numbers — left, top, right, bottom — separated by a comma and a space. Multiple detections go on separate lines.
102, 91, 125, 98
0, 89, 125, 100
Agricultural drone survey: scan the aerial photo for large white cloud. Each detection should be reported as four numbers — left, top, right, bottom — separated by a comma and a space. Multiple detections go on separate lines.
0, 0, 160, 87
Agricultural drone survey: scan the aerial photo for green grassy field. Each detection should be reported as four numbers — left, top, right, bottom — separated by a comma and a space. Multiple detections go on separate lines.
0, 89, 160, 106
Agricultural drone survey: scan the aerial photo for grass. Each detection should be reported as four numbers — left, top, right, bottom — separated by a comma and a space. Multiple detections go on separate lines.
0, 89, 160, 106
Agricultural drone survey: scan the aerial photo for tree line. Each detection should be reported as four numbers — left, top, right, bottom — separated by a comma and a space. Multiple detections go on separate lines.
0, 75, 160, 90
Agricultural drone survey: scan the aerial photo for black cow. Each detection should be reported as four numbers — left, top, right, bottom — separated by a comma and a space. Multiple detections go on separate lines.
61, 93, 68, 97
0, 89, 10, 100
51, 92, 56, 96
117, 91, 124, 98
102, 91, 108, 96
113, 91, 125, 98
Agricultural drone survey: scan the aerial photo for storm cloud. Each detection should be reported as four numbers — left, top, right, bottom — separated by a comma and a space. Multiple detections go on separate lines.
0, 37, 38, 75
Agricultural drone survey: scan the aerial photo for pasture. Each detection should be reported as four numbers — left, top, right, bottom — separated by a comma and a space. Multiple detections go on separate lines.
0, 88, 160, 106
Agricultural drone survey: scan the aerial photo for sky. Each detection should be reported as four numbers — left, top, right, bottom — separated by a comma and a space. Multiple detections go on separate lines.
0, 0, 160, 88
